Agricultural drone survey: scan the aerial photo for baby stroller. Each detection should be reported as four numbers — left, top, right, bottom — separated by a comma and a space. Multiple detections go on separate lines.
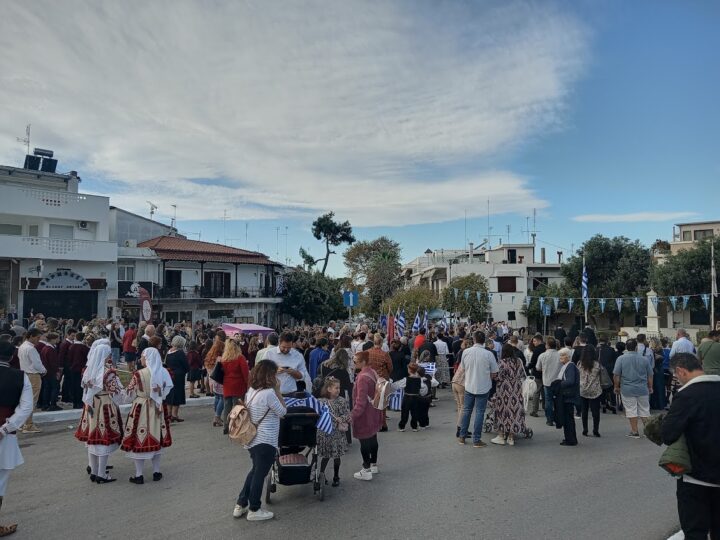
265, 405, 326, 503
483, 405, 534, 439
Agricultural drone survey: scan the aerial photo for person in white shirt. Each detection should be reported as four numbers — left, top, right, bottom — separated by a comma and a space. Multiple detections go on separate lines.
433, 334, 450, 385
535, 337, 562, 426
17, 330, 46, 434
351, 334, 365, 356
0, 341, 34, 537
255, 333, 278, 364
670, 329, 696, 359
264, 332, 311, 395
458, 331, 499, 448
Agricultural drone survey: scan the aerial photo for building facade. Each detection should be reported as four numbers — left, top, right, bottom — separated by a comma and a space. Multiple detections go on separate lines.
670, 220, 720, 255
0, 156, 116, 321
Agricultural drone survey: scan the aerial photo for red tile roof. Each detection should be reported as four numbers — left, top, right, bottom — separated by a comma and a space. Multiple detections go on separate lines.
139, 236, 275, 265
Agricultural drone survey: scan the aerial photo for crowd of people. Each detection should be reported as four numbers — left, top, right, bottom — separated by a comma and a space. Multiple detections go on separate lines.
0, 314, 719, 536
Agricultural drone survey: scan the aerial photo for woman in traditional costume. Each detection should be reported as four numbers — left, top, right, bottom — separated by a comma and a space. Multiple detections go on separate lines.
121, 348, 173, 484
74, 340, 126, 483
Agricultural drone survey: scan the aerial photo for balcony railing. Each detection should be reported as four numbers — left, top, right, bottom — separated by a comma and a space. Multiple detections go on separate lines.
1, 185, 109, 221
156, 286, 276, 300
0, 234, 117, 261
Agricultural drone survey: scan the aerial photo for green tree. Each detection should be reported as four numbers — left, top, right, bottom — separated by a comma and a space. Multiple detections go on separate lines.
385, 286, 440, 318
562, 235, 651, 326
303, 212, 355, 275
279, 270, 346, 324
521, 282, 579, 328
441, 273, 489, 322
344, 237, 402, 315
651, 237, 720, 312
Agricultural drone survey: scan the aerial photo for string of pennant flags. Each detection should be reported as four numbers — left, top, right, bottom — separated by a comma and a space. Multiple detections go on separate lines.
447, 288, 717, 313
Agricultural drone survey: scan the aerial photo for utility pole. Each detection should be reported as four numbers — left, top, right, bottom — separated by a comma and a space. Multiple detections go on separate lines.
712, 238, 716, 330
222, 209, 228, 245
275, 227, 280, 259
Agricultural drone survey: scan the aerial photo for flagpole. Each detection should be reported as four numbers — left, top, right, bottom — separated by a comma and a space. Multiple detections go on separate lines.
583, 255, 588, 326
712, 239, 716, 330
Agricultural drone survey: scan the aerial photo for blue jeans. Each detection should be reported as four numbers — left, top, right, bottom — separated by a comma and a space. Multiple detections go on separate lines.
238, 443, 276, 511
214, 394, 224, 417
544, 386, 554, 423
111, 348, 120, 367
460, 391, 489, 443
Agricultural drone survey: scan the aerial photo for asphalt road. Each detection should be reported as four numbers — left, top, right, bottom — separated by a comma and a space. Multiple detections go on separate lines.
6, 391, 679, 540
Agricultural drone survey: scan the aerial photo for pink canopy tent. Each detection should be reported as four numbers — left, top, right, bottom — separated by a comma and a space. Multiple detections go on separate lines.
222, 323, 275, 337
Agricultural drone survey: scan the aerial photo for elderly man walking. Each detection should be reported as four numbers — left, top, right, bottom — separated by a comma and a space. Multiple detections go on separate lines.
458, 331, 498, 448
613, 339, 653, 439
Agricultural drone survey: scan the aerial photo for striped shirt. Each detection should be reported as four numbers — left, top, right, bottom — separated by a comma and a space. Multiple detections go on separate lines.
244, 387, 286, 449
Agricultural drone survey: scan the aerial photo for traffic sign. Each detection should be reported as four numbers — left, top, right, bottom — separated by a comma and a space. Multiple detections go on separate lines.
343, 290, 359, 307
543, 304, 552, 317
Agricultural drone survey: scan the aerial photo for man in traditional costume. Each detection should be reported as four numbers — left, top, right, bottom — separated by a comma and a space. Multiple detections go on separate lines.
74, 340, 127, 483
121, 348, 173, 484
0, 341, 33, 537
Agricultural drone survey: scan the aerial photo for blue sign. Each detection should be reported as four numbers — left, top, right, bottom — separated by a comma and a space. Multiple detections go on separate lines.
343, 290, 359, 307
543, 305, 552, 316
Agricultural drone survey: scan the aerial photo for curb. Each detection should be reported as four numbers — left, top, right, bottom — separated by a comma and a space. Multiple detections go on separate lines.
33, 396, 215, 424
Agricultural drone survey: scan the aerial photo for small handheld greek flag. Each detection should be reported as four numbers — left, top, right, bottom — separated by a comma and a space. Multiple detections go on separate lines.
388, 388, 403, 411
418, 362, 436, 376
284, 395, 333, 434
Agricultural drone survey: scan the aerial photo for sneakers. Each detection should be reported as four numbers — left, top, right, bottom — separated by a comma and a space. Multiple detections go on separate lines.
473, 441, 488, 448
233, 504, 247, 518
369, 464, 379, 474
412, 428, 419, 432
247, 509, 274, 521
627, 432, 641, 439
21, 425, 41, 434
397, 427, 406, 432
353, 468, 373, 481
490, 436, 506, 446
507, 437, 515, 446
457, 437, 466, 445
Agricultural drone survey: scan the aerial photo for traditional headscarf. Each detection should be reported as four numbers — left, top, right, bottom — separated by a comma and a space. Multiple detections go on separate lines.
81, 342, 112, 407
142, 347, 173, 407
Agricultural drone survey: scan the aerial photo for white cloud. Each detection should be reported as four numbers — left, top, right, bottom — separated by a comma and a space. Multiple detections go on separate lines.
572, 212, 698, 223
0, 1, 588, 226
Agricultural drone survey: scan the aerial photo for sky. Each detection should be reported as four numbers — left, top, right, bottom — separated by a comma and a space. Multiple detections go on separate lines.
1, 1, 718, 275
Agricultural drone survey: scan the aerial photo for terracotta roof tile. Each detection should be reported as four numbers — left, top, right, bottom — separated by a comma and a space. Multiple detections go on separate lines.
139, 235, 275, 265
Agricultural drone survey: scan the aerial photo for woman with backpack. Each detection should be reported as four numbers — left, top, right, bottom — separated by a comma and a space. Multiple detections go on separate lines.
349, 350, 383, 481
233, 360, 286, 522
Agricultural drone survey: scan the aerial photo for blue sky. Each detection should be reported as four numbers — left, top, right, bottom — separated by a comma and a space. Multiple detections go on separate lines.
1, 1, 718, 276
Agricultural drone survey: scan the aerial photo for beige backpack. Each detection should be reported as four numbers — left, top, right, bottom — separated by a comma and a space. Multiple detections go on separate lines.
228, 393, 270, 445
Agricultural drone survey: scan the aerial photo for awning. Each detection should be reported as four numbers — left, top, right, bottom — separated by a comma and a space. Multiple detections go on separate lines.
222, 323, 275, 336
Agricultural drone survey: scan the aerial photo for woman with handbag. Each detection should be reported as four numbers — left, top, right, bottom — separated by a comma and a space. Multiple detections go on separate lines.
218, 339, 250, 435
579, 345, 603, 437
206, 334, 226, 427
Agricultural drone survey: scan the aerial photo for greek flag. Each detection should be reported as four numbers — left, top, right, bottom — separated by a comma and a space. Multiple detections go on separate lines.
418, 362, 436, 376
440, 315, 448, 332
388, 388, 403, 411
284, 394, 333, 434
582, 258, 589, 301
396, 308, 406, 337
411, 310, 421, 333
422, 309, 428, 331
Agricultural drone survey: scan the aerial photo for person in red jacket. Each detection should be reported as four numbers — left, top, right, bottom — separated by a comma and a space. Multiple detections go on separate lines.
217, 339, 249, 434
58, 327, 76, 404
69, 333, 92, 408
350, 350, 383, 481
122, 323, 138, 372
186, 341, 203, 398
40, 332, 61, 411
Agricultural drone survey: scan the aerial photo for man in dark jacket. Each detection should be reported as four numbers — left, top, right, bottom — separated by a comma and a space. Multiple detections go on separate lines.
662, 352, 720, 539
553, 324, 567, 344
527, 335, 546, 417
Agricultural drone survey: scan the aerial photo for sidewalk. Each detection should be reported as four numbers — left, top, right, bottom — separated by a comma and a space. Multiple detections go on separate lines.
33, 396, 214, 424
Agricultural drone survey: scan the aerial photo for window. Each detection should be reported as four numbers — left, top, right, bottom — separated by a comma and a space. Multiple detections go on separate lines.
682, 230, 691, 241
0, 224, 22, 236
49, 224, 73, 239
532, 277, 548, 290
118, 265, 135, 281
28, 225, 39, 237
497, 276, 517, 293
694, 229, 714, 241
507, 249, 517, 264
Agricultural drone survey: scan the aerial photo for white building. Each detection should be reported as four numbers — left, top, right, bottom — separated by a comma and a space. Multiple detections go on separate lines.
0, 151, 116, 321
402, 243, 563, 327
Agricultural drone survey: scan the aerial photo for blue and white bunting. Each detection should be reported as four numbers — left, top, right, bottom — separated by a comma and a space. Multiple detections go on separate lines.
567, 298, 575, 312
583, 298, 590, 311
669, 296, 678, 311
633, 297, 641, 312
615, 298, 623, 312
524, 296, 531, 308
553, 297, 560, 310
701, 293, 710, 310
476, 291, 482, 303
650, 296, 659, 311
539, 297, 545, 310
464, 290, 470, 301
598, 298, 607, 313
488, 293, 494, 303
682, 295, 690, 310
453, 288, 459, 300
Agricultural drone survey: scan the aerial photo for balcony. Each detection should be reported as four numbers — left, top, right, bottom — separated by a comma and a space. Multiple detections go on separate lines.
156, 285, 276, 300
1, 185, 109, 221
0, 235, 117, 262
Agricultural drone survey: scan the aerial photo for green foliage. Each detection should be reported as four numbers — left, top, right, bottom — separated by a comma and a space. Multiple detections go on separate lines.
385, 286, 440, 317
521, 282, 579, 321
279, 270, 346, 324
344, 237, 403, 316
441, 274, 489, 321
651, 237, 720, 312
298, 247, 319, 270
311, 212, 356, 275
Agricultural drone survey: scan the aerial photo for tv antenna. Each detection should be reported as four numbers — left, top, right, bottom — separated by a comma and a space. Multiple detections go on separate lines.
521, 208, 541, 245
146, 201, 158, 220
16, 124, 31, 155
170, 204, 177, 228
